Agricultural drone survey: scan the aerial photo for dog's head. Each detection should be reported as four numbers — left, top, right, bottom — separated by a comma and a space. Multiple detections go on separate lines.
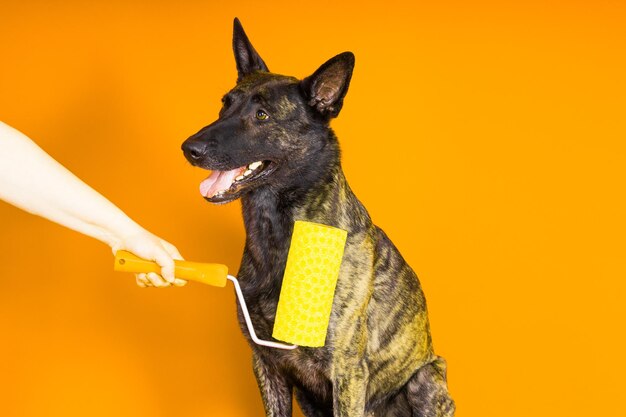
182, 18, 355, 204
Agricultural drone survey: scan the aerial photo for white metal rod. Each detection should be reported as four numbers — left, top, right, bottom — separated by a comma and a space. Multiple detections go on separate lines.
227, 275, 298, 350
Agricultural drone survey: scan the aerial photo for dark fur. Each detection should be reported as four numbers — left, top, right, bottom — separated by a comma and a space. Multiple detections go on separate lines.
182, 18, 454, 417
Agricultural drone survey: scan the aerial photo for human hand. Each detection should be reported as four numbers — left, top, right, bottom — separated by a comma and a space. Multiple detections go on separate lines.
111, 227, 187, 288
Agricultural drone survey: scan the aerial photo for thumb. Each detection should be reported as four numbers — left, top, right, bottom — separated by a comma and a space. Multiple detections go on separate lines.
162, 240, 184, 261
153, 246, 176, 283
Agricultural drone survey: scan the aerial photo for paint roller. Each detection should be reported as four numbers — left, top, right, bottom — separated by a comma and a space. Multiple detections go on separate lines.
114, 221, 347, 349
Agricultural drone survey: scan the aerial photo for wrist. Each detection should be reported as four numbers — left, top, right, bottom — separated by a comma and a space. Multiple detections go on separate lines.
104, 219, 146, 252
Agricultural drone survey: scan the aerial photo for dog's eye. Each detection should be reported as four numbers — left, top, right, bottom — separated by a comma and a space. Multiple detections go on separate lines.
255, 110, 269, 121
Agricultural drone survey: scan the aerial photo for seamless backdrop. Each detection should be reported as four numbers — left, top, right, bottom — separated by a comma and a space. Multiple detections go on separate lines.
1, 1, 625, 416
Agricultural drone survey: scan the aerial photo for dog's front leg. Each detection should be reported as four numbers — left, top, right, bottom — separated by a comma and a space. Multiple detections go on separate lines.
331, 312, 369, 417
332, 359, 369, 416
330, 263, 374, 417
253, 351, 293, 417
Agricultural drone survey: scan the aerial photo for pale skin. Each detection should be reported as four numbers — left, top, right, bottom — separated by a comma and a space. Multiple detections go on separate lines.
0, 121, 186, 287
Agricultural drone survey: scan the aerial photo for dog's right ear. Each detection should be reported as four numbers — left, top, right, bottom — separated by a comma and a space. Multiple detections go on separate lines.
233, 18, 269, 82
301, 52, 355, 118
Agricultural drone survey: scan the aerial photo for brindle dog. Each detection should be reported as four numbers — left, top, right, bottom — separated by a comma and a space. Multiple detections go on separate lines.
181, 18, 455, 417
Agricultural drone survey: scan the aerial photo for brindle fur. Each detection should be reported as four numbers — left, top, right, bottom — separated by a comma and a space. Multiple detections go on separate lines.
182, 18, 455, 417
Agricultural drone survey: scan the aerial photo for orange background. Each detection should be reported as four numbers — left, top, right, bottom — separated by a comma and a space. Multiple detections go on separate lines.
1, 1, 625, 416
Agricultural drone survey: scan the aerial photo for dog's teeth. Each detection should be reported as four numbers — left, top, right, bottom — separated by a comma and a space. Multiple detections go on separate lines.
235, 175, 245, 181
244, 169, 253, 176
248, 161, 262, 171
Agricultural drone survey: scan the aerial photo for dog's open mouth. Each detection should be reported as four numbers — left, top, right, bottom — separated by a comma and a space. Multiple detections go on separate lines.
199, 160, 277, 203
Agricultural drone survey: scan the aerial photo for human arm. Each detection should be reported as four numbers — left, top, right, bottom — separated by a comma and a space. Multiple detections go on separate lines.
0, 121, 185, 287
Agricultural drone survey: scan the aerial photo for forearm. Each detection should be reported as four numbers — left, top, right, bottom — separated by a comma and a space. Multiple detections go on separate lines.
0, 121, 142, 248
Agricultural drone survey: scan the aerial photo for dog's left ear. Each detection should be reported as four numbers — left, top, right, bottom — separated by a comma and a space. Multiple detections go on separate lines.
233, 18, 269, 82
301, 52, 355, 118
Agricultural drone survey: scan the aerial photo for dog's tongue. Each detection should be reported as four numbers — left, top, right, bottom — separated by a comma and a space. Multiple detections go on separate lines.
200, 167, 245, 198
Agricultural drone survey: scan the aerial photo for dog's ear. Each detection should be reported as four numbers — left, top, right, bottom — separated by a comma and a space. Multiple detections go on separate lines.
233, 18, 269, 82
301, 52, 355, 118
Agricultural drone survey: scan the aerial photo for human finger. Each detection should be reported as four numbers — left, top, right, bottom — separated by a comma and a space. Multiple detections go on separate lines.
146, 271, 169, 287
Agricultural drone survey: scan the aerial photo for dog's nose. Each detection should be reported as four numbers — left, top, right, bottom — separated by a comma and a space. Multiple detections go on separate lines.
181, 140, 207, 163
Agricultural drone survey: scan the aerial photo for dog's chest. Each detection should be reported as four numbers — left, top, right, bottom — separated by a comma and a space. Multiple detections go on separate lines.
237, 232, 338, 393
278, 346, 334, 399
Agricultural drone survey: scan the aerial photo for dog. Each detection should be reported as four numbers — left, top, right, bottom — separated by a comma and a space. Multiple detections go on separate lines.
182, 18, 455, 417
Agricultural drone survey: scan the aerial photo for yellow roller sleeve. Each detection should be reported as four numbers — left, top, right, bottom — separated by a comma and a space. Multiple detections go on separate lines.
272, 221, 348, 347
114, 250, 228, 287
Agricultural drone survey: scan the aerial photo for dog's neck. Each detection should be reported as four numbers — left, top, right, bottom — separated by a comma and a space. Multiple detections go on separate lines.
239, 142, 372, 291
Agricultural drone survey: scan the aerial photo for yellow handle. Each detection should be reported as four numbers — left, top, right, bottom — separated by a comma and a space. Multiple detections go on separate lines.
114, 250, 228, 287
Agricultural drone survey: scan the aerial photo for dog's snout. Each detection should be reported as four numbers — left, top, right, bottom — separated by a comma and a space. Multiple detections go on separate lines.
181, 140, 208, 163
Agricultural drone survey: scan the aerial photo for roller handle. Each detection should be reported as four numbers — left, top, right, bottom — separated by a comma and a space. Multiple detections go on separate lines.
114, 250, 228, 287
